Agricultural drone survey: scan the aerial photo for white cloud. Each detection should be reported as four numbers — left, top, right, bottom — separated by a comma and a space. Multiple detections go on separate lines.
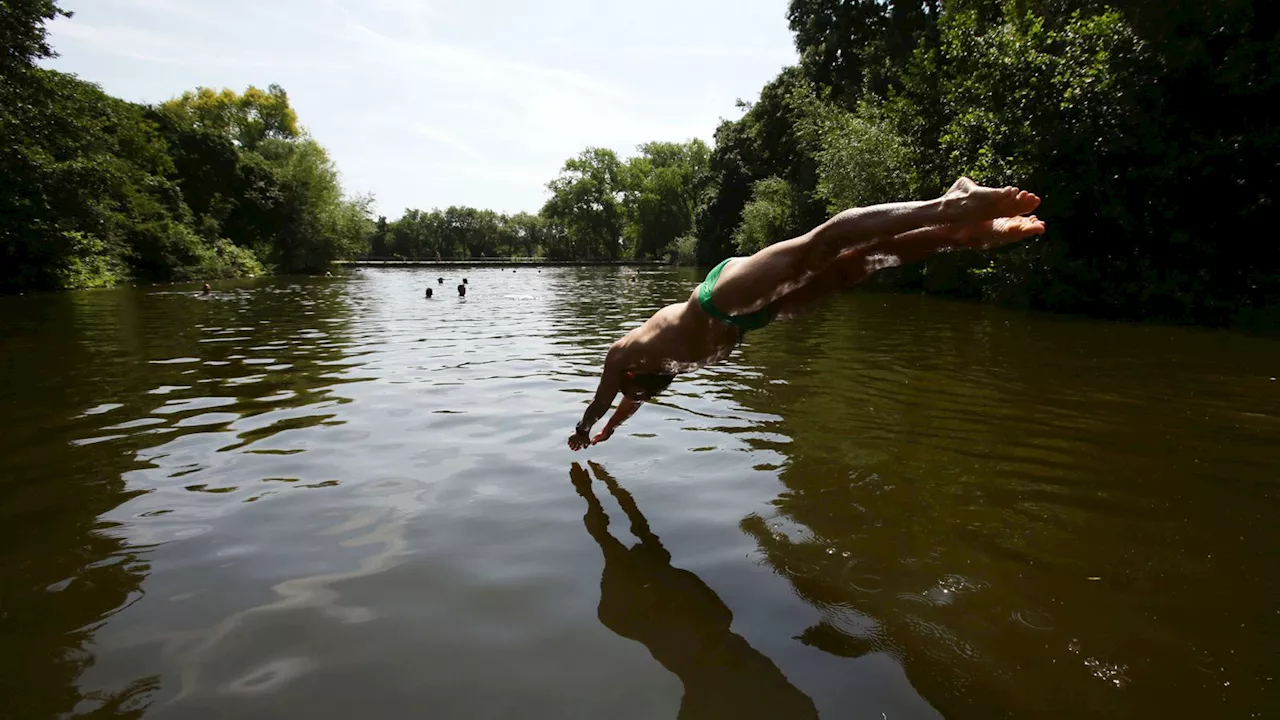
45, 0, 798, 216
412, 123, 482, 159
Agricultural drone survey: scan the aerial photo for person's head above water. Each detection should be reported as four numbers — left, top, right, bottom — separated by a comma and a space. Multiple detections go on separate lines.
619, 371, 674, 401
463, 278, 469, 284
201, 282, 211, 294
425, 287, 433, 298
437, 277, 443, 284
457, 284, 466, 296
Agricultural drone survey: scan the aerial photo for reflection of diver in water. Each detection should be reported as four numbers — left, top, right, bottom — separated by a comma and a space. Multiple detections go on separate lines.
570, 462, 818, 719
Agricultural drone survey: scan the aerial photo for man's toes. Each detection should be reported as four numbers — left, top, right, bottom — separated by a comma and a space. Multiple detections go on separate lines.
1007, 191, 1040, 214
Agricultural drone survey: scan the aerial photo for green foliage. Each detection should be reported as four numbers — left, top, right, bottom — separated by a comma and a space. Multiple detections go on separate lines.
1, 69, 363, 291
620, 140, 710, 259
793, 90, 918, 212
50, 231, 127, 289
0, 0, 69, 74
665, 233, 699, 266
734, 177, 796, 255
0, 1, 368, 292
506, 211, 551, 257
159, 85, 299, 150
0, 66, 191, 290
255, 138, 371, 272
910, 6, 1162, 310
9, 0, 1277, 328
379, 207, 556, 260
380, 136, 708, 263
542, 147, 625, 260
694, 67, 826, 265
787, 0, 940, 99
208, 238, 266, 277
751, 0, 1280, 326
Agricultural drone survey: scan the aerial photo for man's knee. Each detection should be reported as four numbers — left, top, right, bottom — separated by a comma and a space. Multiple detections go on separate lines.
801, 234, 841, 273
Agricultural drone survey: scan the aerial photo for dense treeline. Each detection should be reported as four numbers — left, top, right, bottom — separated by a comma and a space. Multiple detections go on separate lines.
691, 0, 1278, 326
379, 0, 1276, 326
1, 1, 371, 292
372, 140, 710, 263
6, 0, 1277, 326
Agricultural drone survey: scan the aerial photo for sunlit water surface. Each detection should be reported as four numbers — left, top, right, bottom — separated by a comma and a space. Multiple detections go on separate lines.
1, 267, 1277, 719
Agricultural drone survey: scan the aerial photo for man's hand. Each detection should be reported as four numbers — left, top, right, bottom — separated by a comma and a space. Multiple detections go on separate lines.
568, 431, 591, 451
590, 427, 615, 446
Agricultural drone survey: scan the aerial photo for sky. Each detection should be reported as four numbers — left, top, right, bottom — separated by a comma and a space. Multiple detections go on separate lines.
44, 0, 799, 219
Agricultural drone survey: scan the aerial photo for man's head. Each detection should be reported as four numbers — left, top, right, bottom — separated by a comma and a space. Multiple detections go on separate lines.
620, 371, 674, 401
457, 284, 466, 296
425, 287, 433, 298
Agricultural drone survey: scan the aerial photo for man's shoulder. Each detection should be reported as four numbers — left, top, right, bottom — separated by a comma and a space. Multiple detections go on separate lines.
606, 338, 635, 362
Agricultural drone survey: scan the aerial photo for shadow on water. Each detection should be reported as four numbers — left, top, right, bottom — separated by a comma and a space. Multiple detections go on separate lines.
721, 293, 1280, 718
569, 461, 818, 720
0, 289, 162, 718
0, 278, 365, 717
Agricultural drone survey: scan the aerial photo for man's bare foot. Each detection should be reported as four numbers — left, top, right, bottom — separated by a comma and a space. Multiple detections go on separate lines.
942, 177, 1040, 222
957, 215, 1046, 250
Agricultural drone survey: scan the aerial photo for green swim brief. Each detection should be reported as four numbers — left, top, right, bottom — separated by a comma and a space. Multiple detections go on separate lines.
697, 258, 776, 334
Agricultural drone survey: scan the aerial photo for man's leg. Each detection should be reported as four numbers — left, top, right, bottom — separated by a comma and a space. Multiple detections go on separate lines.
709, 179, 1039, 316
771, 214, 1045, 320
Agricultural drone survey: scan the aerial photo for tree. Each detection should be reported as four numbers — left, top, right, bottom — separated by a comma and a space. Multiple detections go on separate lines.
694, 67, 825, 265
254, 137, 370, 272
506, 211, 549, 257
621, 139, 710, 259
787, 0, 940, 101
159, 85, 299, 150
792, 89, 917, 212
0, 0, 69, 76
734, 177, 796, 255
0, 69, 199, 289
542, 147, 625, 260
368, 215, 391, 257
0, 0, 367, 292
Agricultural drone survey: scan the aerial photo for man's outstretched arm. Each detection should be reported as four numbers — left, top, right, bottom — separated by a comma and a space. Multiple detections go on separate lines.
589, 396, 642, 446
569, 345, 625, 450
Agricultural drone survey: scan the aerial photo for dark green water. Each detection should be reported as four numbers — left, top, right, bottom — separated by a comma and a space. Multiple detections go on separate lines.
1, 268, 1276, 719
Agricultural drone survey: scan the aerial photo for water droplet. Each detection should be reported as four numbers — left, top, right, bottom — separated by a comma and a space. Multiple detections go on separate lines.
841, 551, 851, 558
826, 547, 836, 555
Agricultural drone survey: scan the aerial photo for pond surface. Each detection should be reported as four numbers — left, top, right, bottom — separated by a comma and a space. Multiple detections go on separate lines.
1, 267, 1277, 719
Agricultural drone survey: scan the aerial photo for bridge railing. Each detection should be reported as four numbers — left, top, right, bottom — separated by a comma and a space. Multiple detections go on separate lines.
336, 257, 669, 266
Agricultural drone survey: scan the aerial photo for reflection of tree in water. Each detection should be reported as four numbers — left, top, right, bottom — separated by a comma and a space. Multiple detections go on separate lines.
570, 462, 817, 720
722, 297, 1063, 717
0, 279, 366, 717
721, 294, 1279, 717
0, 291, 160, 718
